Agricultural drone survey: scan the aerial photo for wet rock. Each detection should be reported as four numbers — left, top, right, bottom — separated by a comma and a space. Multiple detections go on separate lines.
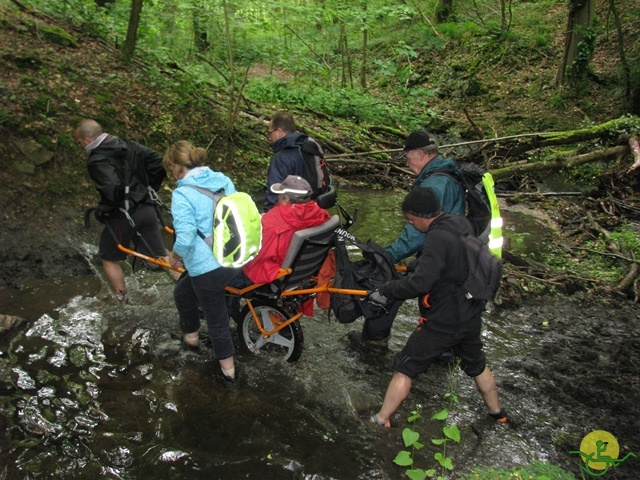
0, 314, 26, 334
14, 138, 54, 167
38, 25, 78, 48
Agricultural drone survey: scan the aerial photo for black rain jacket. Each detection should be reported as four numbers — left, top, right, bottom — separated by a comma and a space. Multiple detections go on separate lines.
379, 214, 484, 330
87, 135, 166, 216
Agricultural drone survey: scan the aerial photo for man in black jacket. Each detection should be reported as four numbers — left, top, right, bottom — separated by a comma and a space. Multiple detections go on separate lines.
264, 111, 333, 212
368, 187, 506, 427
75, 119, 175, 303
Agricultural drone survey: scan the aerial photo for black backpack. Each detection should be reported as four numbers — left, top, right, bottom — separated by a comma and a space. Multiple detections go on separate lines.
300, 138, 332, 200
427, 162, 492, 238
439, 225, 502, 301
330, 228, 399, 323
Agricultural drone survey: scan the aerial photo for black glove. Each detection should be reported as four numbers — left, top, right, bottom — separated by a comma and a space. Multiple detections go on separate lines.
367, 289, 389, 305
94, 209, 108, 223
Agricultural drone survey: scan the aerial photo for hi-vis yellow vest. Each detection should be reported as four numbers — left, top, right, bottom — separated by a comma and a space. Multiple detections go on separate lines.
481, 173, 503, 258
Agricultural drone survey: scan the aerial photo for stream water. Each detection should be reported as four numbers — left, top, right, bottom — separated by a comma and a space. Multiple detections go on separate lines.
1, 188, 632, 479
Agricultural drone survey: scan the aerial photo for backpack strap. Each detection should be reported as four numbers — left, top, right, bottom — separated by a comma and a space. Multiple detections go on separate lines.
422, 167, 463, 186
183, 185, 225, 242
183, 184, 225, 202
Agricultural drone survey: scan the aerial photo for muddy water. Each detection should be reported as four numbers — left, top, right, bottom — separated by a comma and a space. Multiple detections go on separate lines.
1, 189, 635, 479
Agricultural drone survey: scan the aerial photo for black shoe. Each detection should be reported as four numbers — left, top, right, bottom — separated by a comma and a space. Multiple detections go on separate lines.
488, 410, 508, 424
222, 371, 239, 392
223, 372, 238, 383
347, 331, 389, 352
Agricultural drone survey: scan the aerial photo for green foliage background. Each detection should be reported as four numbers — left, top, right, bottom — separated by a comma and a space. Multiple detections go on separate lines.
16, 0, 640, 141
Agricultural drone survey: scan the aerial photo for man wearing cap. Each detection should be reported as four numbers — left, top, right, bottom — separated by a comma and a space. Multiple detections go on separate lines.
385, 130, 466, 263
368, 187, 507, 427
264, 111, 326, 212
353, 130, 466, 349
241, 175, 332, 285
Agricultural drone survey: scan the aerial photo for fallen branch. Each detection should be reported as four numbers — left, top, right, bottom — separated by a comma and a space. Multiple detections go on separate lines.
496, 191, 583, 197
626, 135, 640, 172
564, 245, 640, 264
490, 145, 629, 181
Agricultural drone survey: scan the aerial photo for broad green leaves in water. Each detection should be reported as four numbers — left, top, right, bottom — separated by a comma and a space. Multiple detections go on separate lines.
406, 468, 430, 480
393, 450, 413, 467
443, 424, 461, 443
434, 452, 454, 470
402, 428, 420, 447
430, 408, 449, 421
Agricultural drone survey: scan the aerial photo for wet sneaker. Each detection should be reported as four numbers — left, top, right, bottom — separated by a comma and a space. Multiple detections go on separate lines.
116, 291, 130, 305
223, 374, 238, 384
489, 410, 508, 424
347, 331, 389, 352
182, 334, 199, 351
181, 343, 199, 352
369, 414, 393, 428
222, 371, 239, 392
367, 337, 390, 350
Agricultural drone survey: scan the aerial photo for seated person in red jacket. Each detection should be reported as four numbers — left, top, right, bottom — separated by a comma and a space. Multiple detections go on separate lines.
236, 175, 332, 286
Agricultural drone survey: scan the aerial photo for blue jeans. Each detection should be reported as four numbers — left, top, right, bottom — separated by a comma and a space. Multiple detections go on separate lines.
174, 267, 239, 360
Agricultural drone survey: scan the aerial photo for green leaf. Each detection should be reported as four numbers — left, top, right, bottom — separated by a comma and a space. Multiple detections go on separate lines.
431, 409, 449, 421
402, 428, 420, 447
443, 424, 461, 443
393, 450, 413, 467
407, 413, 422, 423
431, 438, 446, 445
436, 455, 454, 470
413, 441, 424, 450
406, 468, 428, 480
425, 469, 437, 477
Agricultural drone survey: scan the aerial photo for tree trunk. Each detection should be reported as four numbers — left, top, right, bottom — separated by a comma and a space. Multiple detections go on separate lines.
490, 145, 629, 181
360, 5, 368, 89
339, 23, 347, 88
458, 116, 640, 164
122, 0, 143, 61
608, 0, 631, 105
500, 0, 512, 36
193, 10, 210, 53
222, 0, 235, 133
553, 0, 595, 86
435, 0, 454, 23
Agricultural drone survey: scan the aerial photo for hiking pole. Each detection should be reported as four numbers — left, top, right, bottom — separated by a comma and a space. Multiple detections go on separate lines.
147, 187, 176, 236
86, 206, 184, 274
114, 244, 184, 273
118, 208, 184, 273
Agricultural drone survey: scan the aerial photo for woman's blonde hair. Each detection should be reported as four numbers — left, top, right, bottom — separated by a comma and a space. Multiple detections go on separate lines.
163, 140, 208, 171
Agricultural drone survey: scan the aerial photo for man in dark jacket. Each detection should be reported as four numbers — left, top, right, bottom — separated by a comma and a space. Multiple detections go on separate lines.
368, 187, 506, 427
354, 130, 466, 348
75, 119, 174, 303
264, 111, 321, 212
385, 130, 465, 261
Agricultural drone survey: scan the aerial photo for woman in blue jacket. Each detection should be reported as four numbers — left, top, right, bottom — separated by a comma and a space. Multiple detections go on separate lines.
163, 141, 239, 383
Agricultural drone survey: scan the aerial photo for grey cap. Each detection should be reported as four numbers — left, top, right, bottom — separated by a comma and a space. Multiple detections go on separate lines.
270, 175, 312, 196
